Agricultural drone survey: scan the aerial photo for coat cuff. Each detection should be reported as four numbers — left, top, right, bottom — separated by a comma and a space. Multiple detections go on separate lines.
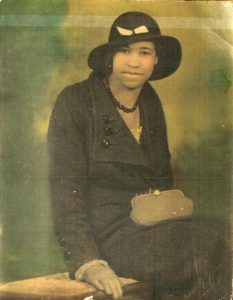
74, 260, 110, 281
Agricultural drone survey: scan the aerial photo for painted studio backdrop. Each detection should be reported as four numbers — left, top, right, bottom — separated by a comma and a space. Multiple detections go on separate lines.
1, 1, 232, 282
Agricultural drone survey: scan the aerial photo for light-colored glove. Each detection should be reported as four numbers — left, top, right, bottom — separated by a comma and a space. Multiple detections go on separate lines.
83, 264, 123, 299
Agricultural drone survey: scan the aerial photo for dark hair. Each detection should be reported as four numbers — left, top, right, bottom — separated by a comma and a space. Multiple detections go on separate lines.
94, 45, 119, 78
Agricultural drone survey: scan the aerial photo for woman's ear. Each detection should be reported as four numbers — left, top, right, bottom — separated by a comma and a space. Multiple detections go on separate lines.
154, 56, 158, 65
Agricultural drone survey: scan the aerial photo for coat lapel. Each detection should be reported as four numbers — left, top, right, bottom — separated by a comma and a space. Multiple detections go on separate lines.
89, 74, 152, 170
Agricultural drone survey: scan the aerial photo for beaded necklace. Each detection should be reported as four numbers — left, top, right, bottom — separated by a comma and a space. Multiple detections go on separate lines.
104, 80, 139, 113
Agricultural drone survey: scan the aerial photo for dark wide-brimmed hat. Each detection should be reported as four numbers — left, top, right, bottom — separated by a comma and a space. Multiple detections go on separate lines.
88, 11, 182, 80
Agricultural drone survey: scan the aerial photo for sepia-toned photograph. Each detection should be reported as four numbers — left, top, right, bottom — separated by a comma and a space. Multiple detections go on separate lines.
0, 1, 232, 299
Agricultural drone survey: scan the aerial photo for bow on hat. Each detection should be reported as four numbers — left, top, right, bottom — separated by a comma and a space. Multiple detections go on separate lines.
116, 25, 149, 35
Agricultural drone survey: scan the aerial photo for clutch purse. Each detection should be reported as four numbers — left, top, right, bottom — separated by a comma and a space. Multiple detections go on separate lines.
130, 189, 193, 227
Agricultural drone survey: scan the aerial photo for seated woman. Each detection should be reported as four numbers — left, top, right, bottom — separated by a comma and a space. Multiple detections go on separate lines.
48, 11, 199, 299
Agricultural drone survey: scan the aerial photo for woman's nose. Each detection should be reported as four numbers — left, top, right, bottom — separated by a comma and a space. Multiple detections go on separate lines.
127, 53, 140, 68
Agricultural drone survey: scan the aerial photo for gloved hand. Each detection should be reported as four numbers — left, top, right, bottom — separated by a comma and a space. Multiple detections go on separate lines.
83, 264, 123, 299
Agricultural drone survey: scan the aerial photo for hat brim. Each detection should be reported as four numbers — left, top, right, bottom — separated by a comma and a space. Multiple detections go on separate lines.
88, 34, 182, 80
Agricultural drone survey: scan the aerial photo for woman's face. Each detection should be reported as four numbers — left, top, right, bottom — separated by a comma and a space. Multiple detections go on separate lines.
109, 41, 158, 90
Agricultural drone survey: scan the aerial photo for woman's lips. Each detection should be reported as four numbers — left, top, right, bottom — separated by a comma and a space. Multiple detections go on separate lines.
122, 71, 143, 76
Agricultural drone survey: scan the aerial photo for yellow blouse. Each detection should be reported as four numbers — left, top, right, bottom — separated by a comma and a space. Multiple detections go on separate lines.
130, 126, 143, 144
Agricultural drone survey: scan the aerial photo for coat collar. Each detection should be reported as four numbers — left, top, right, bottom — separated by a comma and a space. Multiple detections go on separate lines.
88, 73, 159, 171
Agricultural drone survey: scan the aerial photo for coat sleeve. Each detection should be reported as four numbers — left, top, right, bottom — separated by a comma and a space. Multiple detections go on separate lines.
156, 99, 173, 190
144, 84, 173, 190
47, 85, 101, 279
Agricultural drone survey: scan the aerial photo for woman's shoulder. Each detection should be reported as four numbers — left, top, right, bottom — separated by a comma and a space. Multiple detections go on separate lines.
55, 72, 104, 112
53, 78, 93, 116
50, 78, 92, 128
58, 78, 90, 103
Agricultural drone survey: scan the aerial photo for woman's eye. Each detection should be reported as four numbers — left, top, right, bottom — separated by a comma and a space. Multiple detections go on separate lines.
140, 51, 151, 56
120, 48, 130, 54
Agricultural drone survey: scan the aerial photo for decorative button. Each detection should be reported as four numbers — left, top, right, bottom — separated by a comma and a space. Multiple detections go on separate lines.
150, 129, 155, 135
113, 128, 118, 135
101, 139, 111, 148
64, 250, 72, 260
102, 114, 113, 124
58, 237, 66, 247
104, 127, 118, 136
153, 189, 160, 196
104, 127, 112, 136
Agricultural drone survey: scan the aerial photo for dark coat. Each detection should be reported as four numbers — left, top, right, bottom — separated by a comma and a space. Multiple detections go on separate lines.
48, 72, 176, 279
